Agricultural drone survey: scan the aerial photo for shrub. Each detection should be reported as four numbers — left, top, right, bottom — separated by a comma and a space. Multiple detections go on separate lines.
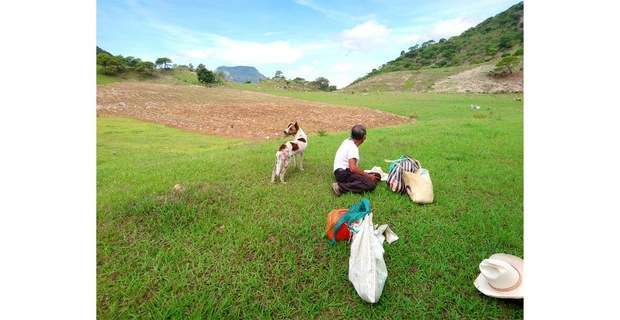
490, 56, 521, 75
196, 64, 217, 84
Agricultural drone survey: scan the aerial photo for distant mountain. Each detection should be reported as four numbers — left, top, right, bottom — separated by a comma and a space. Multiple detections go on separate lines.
214, 66, 267, 83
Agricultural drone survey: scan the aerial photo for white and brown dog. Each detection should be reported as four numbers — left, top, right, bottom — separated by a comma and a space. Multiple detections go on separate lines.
271, 122, 307, 184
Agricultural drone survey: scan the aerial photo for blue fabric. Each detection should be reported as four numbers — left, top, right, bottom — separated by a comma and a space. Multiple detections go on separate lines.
329, 198, 371, 245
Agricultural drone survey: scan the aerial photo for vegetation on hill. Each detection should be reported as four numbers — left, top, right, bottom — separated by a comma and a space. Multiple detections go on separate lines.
95, 47, 335, 91
350, 1, 523, 86
95, 47, 217, 83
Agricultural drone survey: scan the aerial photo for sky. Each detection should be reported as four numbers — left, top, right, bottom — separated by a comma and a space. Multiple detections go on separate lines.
97, 0, 522, 88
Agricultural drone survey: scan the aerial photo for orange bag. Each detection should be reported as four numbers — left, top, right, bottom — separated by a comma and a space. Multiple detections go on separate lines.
325, 208, 352, 241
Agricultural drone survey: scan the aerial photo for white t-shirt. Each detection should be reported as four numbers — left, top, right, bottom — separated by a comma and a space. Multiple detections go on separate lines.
333, 139, 359, 172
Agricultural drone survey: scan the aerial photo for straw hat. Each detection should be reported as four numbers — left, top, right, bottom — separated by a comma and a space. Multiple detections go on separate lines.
474, 253, 523, 299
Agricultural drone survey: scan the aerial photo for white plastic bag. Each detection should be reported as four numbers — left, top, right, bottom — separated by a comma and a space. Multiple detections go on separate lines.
348, 212, 388, 303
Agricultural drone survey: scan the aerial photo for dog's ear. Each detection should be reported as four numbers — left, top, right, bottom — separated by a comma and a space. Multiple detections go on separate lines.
294, 122, 299, 129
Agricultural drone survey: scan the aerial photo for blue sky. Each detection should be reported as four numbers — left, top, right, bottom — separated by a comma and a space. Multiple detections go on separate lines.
97, 0, 521, 88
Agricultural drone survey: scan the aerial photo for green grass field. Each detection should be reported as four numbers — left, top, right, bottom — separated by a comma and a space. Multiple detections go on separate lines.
97, 90, 523, 318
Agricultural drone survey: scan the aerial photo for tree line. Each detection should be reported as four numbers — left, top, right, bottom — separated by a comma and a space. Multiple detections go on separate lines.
96, 47, 221, 85
96, 47, 336, 90
272, 70, 336, 91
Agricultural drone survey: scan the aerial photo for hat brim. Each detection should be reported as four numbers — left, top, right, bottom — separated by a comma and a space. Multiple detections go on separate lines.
474, 253, 524, 299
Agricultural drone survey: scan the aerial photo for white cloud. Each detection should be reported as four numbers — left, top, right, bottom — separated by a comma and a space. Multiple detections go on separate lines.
427, 17, 475, 40
178, 39, 302, 65
285, 64, 320, 81
395, 34, 422, 45
331, 73, 357, 89
329, 61, 383, 88
331, 63, 352, 72
219, 40, 302, 64
334, 21, 391, 52
294, 0, 353, 21
178, 49, 215, 59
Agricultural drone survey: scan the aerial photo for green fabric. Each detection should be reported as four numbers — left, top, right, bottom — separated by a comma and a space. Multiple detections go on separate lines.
388, 154, 407, 172
330, 198, 371, 245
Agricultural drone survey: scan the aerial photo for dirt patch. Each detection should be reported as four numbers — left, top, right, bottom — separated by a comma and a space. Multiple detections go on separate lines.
431, 65, 523, 93
97, 82, 413, 140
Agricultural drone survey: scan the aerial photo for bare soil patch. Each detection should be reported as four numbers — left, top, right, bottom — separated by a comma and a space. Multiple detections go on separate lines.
97, 82, 413, 140
431, 65, 523, 93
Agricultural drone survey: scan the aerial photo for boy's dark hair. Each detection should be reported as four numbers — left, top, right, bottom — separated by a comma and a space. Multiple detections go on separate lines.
351, 124, 366, 140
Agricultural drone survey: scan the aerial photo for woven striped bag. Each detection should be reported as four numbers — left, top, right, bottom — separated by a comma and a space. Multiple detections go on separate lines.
385, 155, 421, 194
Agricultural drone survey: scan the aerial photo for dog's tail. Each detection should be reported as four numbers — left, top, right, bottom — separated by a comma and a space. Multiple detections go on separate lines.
275, 151, 282, 175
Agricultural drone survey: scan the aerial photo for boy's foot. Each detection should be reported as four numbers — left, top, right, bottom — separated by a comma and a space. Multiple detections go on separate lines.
331, 182, 341, 196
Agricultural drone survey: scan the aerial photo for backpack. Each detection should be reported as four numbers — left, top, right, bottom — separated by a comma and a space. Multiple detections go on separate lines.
385, 155, 421, 194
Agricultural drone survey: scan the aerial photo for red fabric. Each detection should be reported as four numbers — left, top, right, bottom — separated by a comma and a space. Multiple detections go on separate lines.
326, 209, 352, 241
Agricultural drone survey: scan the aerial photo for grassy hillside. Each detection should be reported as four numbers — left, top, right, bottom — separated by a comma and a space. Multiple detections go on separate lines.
350, 2, 523, 87
96, 65, 202, 85
97, 90, 523, 318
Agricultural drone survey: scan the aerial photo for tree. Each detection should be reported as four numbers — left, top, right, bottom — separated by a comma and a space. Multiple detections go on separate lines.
97, 53, 114, 70
491, 56, 520, 75
155, 57, 172, 69
97, 53, 126, 73
136, 61, 155, 76
420, 40, 435, 48
274, 70, 284, 80
188, 63, 194, 71
123, 56, 141, 68
196, 64, 216, 84
314, 77, 330, 90
111, 55, 127, 72
498, 35, 514, 50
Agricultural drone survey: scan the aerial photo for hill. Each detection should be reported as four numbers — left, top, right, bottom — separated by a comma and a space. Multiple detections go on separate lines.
345, 1, 523, 93
96, 46, 113, 56
214, 66, 267, 83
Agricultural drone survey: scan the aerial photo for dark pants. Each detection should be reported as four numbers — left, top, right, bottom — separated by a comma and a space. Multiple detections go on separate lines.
334, 169, 377, 194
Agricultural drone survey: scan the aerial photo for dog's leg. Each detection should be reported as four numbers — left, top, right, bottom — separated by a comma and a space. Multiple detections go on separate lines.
279, 151, 291, 183
292, 153, 297, 168
271, 151, 280, 183
298, 151, 304, 171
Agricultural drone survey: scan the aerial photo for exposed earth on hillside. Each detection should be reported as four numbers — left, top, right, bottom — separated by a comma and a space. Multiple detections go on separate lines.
431, 65, 523, 93
97, 82, 414, 140
343, 64, 523, 93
